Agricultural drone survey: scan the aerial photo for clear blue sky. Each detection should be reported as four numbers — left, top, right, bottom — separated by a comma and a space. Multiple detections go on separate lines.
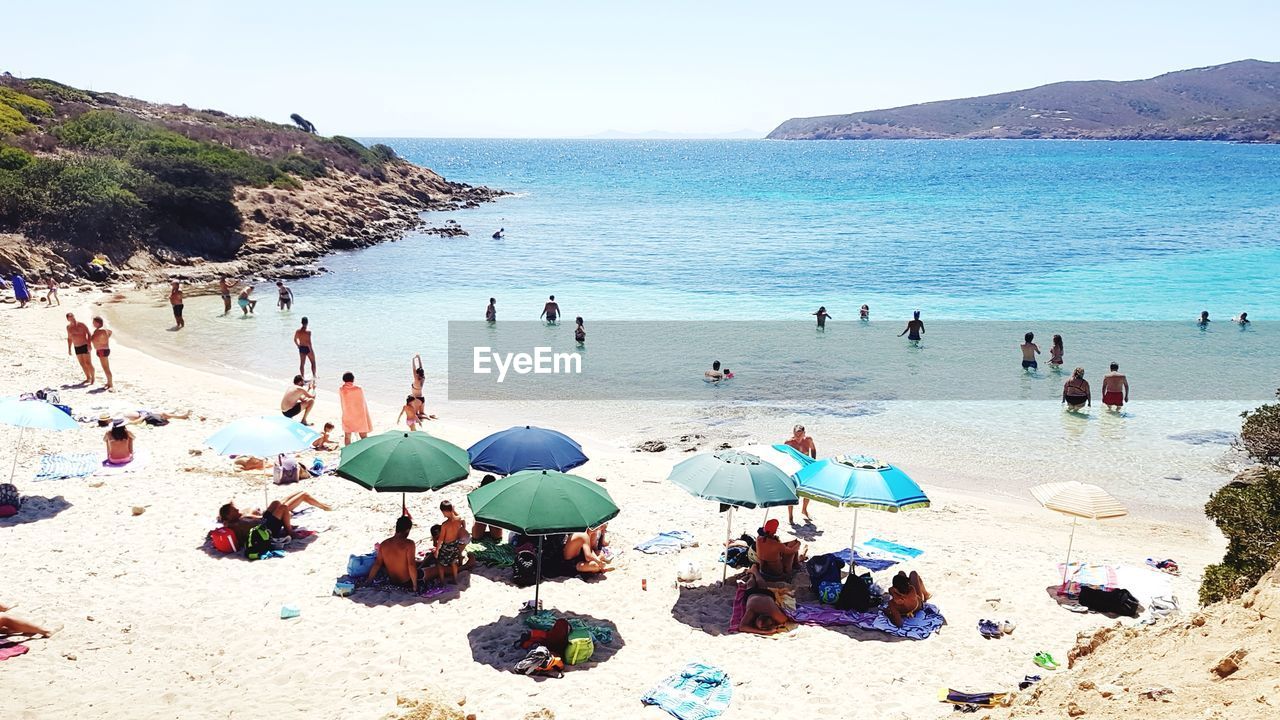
5, 1, 1277, 137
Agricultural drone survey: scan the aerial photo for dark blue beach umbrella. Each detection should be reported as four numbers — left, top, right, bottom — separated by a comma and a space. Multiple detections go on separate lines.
467, 425, 588, 475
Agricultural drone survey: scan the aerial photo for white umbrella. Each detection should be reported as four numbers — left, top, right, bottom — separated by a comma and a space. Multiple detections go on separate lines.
1031, 481, 1128, 588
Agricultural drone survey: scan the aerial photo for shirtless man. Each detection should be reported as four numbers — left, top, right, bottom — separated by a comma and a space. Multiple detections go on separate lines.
276, 281, 294, 311
366, 516, 420, 592
470, 475, 505, 541
281, 375, 316, 425
1101, 362, 1129, 411
898, 310, 924, 341
540, 295, 560, 324
169, 281, 184, 329
218, 276, 238, 315
65, 313, 94, 385
705, 360, 724, 382
294, 318, 315, 378
738, 565, 789, 635
813, 306, 833, 329
1020, 332, 1040, 371
434, 501, 467, 584
786, 425, 817, 523
485, 297, 497, 322
218, 493, 331, 547
564, 525, 613, 574
238, 286, 257, 315
90, 316, 114, 390
754, 519, 801, 580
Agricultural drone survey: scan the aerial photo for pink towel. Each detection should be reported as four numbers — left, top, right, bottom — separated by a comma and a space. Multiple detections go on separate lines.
728, 585, 747, 633
339, 383, 372, 434
0, 641, 30, 661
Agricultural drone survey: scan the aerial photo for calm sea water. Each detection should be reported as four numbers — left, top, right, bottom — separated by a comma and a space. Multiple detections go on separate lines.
109, 140, 1280, 517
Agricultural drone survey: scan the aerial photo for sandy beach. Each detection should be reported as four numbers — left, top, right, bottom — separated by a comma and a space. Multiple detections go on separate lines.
1, 292, 1225, 720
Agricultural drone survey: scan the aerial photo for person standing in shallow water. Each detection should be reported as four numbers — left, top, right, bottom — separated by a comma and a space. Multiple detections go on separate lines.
485, 297, 496, 323
1198, 310, 1210, 327
813, 306, 832, 330
294, 317, 315, 379
898, 310, 924, 342
574, 316, 585, 344
1020, 332, 1040, 371
169, 281, 184, 329
218, 276, 238, 316
1049, 334, 1064, 369
541, 295, 560, 324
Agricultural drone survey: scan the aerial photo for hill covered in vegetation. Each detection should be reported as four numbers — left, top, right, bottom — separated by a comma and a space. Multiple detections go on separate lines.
768, 60, 1280, 142
0, 74, 503, 279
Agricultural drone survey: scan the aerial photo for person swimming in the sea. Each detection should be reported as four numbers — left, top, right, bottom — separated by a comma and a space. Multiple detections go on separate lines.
859, 304, 869, 321
722, 367, 734, 379
705, 360, 724, 382
813, 306, 832, 330
492, 228, 504, 239
898, 310, 924, 342
1198, 310, 1210, 327
1235, 312, 1250, 325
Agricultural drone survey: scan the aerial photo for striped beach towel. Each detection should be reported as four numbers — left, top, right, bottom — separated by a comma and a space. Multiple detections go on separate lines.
1058, 563, 1120, 596
641, 662, 732, 720
34, 453, 99, 480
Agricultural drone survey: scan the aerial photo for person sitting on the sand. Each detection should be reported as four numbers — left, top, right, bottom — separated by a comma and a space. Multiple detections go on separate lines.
434, 501, 467, 584
272, 454, 311, 485
469, 475, 506, 542
754, 519, 801, 580
564, 525, 613, 574
218, 492, 331, 546
312, 422, 337, 451
738, 565, 788, 635
104, 421, 134, 465
0, 603, 59, 639
885, 570, 931, 627
367, 516, 423, 592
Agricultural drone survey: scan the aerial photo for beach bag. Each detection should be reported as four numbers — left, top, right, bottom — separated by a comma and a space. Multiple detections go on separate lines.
677, 560, 702, 583
210, 527, 237, 553
347, 552, 377, 577
0, 483, 20, 509
818, 580, 843, 605
805, 553, 845, 588
245, 524, 272, 561
514, 645, 564, 678
513, 543, 538, 587
563, 629, 595, 666
1078, 587, 1140, 617
836, 571, 881, 612
724, 545, 751, 568
518, 618, 571, 654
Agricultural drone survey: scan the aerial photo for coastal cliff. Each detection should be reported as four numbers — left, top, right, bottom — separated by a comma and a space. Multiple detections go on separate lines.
0, 74, 506, 281
768, 59, 1280, 142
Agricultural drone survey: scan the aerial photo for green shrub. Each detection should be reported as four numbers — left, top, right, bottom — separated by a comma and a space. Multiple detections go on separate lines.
0, 103, 35, 135
271, 175, 302, 190
369, 143, 398, 163
276, 152, 326, 180
23, 78, 94, 104
1200, 469, 1280, 604
1239, 390, 1280, 464
0, 88, 54, 118
0, 145, 33, 171
328, 135, 380, 165
14, 155, 148, 241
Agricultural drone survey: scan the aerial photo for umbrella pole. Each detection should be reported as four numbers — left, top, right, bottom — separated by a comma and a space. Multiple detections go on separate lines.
535, 535, 544, 610
849, 507, 859, 580
8, 426, 25, 484
722, 506, 734, 582
1061, 517, 1078, 592
402, 492, 407, 517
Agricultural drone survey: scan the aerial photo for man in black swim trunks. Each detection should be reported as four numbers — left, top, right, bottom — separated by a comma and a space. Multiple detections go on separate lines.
169, 281, 184, 329
65, 313, 95, 385
218, 277, 238, 316
280, 375, 316, 425
294, 317, 315, 379
540, 295, 560, 324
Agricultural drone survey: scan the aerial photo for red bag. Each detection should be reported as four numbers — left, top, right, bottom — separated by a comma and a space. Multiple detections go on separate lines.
210, 527, 238, 553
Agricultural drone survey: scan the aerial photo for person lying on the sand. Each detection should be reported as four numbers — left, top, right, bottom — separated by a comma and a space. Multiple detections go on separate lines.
885, 570, 931, 627
367, 516, 422, 592
0, 603, 60, 638
434, 501, 467, 584
564, 525, 613, 574
218, 493, 331, 546
738, 565, 788, 635
470, 475, 506, 542
98, 409, 191, 427
754, 519, 801, 580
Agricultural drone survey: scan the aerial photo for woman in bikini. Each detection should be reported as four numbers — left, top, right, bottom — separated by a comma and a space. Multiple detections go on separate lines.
886, 570, 931, 627
1062, 367, 1091, 411
1049, 334, 1064, 369
410, 355, 437, 420
104, 422, 135, 465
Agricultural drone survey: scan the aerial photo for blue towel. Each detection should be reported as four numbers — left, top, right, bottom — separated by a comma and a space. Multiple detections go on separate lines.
870, 603, 945, 639
864, 538, 923, 558
641, 662, 732, 720
834, 548, 899, 571
34, 453, 99, 480
635, 530, 696, 555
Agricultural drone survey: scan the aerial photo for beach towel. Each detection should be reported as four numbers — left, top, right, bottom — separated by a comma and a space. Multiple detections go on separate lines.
863, 538, 923, 558
1058, 563, 1120, 596
466, 538, 516, 568
34, 453, 99, 481
834, 548, 898, 572
339, 382, 372, 434
834, 538, 924, 571
0, 641, 30, 661
635, 530, 697, 555
523, 611, 613, 646
791, 602, 945, 640
641, 662, 732, 720
728, 583, 797, 635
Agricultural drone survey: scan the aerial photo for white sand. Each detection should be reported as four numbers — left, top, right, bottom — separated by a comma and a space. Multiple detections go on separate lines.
1, 292, 1225, 719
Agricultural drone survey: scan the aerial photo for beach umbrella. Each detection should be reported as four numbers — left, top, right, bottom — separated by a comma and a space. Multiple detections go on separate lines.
796, 455, 931, 574
337, 431, 471, 514
1030, 481, 1128, 589
668, 450, 799, 580
467, 470, 619, 608
0, 398, 79, 483
467, 425, 588, 475
730, 444, 815, 477
205, 415, 320, 457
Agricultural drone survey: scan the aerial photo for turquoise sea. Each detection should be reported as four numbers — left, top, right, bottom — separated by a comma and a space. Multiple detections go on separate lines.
109, 140, 1280, 517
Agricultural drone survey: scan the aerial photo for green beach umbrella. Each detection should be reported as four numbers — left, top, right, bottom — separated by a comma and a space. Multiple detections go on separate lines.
337, 431, 471, 514
467, 470, 620, 607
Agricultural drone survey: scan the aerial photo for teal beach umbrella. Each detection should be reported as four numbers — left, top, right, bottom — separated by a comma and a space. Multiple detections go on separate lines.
337, 431, 471, 514
205, 415, 320, 457
0, 398, 79, 483
796, 455, 930, 572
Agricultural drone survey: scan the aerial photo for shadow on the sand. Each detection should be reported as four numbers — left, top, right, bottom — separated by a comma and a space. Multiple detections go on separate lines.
467, 610, 624, 679
0, 495, 71, 527
670, 580, 738, 636
343, 571, 472, 607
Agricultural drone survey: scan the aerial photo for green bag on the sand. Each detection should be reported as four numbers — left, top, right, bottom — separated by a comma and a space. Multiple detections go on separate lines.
563, 629, 595, 666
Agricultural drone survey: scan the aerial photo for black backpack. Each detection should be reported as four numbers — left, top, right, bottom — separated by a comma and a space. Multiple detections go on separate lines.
245, 524, 272, 561
1078, 586, 1140, 617
805, 553, 846, 588
835, 571, 881, 612
513, 543, 538, 587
